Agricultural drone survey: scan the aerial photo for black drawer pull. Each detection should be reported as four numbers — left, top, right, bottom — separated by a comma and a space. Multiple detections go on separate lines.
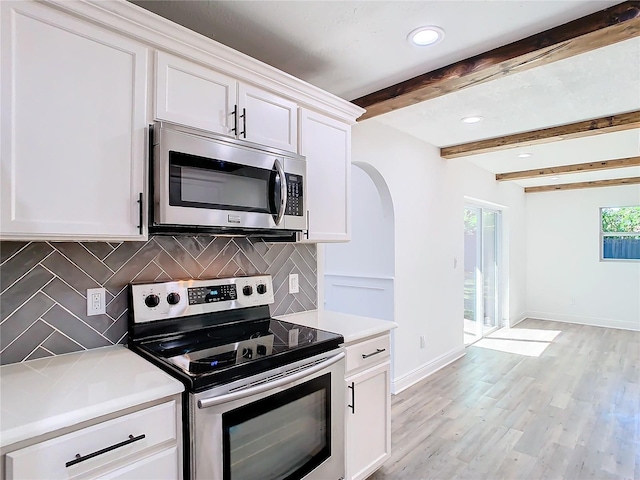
362, 348, 386, 359
65, 434, 145, 467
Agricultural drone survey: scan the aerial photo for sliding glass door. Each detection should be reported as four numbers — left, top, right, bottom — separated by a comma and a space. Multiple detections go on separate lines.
464, 206, 501, 345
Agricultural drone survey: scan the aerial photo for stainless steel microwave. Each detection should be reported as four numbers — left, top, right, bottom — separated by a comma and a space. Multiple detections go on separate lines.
150, 122, 307, 239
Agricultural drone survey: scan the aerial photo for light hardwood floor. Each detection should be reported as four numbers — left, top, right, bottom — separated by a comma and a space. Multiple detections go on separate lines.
369, 318, 639, 480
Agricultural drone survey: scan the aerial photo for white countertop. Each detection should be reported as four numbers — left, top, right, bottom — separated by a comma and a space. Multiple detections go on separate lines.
275, 310, 397, 344
0, 345, 184, 449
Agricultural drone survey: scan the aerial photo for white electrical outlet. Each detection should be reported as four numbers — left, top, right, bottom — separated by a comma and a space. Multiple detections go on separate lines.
420, 335, 426, 349
288, 274, 299, 294
87, 288, 106, 316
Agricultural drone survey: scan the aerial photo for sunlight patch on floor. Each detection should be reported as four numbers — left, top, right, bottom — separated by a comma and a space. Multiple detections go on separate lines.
488, 328, 562, 342
474, 337, 550, 357
473, 328, 563, 357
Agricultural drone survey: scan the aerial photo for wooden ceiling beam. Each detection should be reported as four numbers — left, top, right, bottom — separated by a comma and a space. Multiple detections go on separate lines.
496, 156, 640, 181
524, 177, 640, 193
440, 110, 640, 159
353, 2, 640, 121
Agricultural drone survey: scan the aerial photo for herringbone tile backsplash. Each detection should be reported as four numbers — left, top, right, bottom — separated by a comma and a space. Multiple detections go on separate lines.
0, 237, 317, 365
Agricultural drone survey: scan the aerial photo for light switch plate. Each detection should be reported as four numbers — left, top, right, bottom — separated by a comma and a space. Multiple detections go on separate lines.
87, 287, 106, 316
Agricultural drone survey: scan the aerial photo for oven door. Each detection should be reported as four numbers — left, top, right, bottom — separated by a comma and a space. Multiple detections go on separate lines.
190, 351, 345, 480
154, 123, 296, 230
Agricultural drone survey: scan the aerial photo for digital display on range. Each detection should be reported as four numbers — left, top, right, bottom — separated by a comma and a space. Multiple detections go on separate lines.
187, 284, 237, 305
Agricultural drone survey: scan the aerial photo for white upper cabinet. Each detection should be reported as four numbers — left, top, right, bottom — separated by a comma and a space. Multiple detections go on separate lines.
0, 0, 362, 242
155, 52, 297, 152
300, 109, 352, 242
0, 1, 148, 241
238, 83, 298, 152
155, 51, 237, 136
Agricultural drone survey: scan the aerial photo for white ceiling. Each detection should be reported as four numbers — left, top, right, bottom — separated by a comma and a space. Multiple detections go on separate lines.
131, 0, 639, 190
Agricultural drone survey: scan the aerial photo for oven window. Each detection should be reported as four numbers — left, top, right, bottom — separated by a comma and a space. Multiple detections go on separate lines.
169, 151, 279, 214
222, 374, 331, 480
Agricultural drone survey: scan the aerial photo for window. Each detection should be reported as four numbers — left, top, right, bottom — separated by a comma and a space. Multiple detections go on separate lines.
600, 206, 640, 261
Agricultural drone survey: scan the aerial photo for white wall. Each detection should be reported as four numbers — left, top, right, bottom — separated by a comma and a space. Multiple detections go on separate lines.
349, 120, 527, 392
325, 165, 394, 277
526, 185, 640, 331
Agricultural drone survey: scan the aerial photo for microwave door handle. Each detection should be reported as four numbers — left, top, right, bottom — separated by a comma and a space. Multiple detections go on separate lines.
273, 158, 287, 226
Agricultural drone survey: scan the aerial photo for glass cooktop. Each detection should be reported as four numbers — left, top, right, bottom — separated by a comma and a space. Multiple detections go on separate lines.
132, 318, 343, 391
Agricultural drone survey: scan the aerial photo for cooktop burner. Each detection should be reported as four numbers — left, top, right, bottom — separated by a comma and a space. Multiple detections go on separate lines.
127, 275, 343, 392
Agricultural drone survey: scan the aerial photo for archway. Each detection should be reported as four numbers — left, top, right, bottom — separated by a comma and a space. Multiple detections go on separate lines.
323, 161, 395, 321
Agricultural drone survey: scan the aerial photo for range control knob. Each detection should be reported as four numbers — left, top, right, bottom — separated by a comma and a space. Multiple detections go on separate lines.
242, 285, 253, 296
242, 348, 253, 359
256, 344, 267, 356
167, 292, 181, 305
144, 294, 160, 308
256, 284, 267, 295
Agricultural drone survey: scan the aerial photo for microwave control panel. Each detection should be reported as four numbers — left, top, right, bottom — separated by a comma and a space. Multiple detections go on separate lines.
285, 174, 304, 216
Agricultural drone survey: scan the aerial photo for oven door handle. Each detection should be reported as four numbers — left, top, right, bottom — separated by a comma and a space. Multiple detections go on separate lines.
272, 158, 287, 226
197, 352, 345, 409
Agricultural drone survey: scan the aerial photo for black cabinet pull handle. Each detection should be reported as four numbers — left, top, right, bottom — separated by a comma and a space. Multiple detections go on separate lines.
136, 193, 143, 235
362, 348, 386, 359
347, 381, 355, 414
66, 434, 146, 467
305, 210, 310, 239
231, 105, 238, 134
240, 107, 246, 138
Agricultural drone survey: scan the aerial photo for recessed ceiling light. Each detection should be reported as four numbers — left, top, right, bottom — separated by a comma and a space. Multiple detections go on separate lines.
517, 153, 532, 158
550, 176, 560, 181
408, 26, 445, 46
461, 116, 484, 124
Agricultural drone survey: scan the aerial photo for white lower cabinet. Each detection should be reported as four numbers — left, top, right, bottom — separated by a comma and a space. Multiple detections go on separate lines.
5, 401, 179, 480
344, 334, 392, 480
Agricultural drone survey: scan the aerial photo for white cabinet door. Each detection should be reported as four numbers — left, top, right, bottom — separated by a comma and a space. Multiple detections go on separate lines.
154, 54, 297, 152
345, 361, 391, 480
238, 83, 297, 152
155, 51, 237, 136
299, 109, 351, 242
0, 1, 148, 241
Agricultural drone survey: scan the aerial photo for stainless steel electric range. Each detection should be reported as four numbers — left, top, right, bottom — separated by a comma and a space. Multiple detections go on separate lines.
127, 275, 345, 480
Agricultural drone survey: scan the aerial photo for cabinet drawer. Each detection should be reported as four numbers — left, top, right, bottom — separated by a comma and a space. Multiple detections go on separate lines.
5, 401, 177, 480
345, 335, 390, 374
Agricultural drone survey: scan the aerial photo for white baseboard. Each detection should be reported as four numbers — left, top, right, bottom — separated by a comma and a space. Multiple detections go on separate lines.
526, 311, 640, 332
391, 346, 465, 395
509, 312, 528, 328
